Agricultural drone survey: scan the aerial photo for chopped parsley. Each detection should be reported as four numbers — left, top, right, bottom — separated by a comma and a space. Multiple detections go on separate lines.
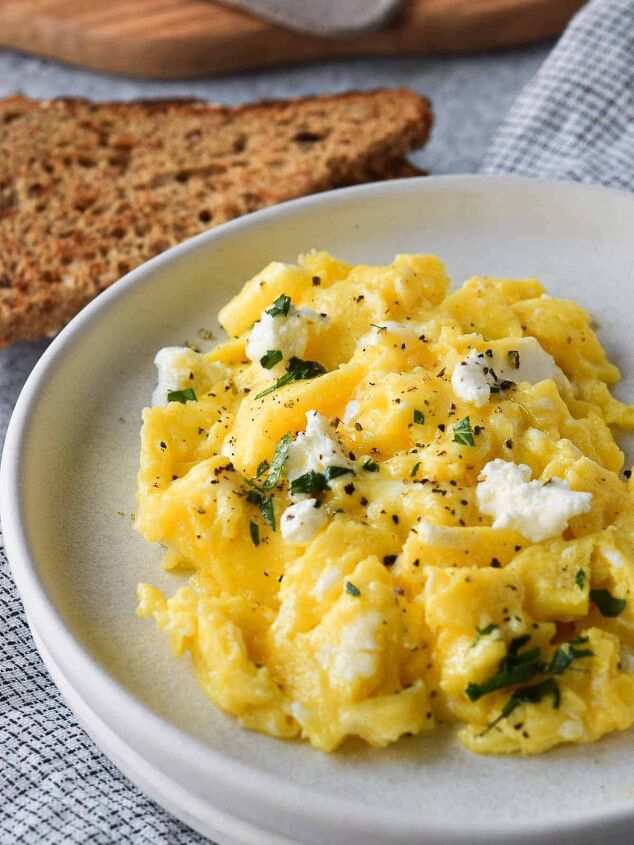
255, 373, 294, 400
260, 433, 292, 490
254, 356, 326, 400
410, 461, 421, 477
256, 460, 270, 478
290, 470, 330, 496
481, 678, 560, 736
453, 416, 475, 447
260, 496, 275, 530
249, 520, 260, 546
325, 465, 353, 480
542, 640, 594, 675
466, 635, 541, 701
287, 356, 327, 380
575, 569, 586, 589
467, 634, 595, 734
345, 581, 361, 597
243, 433, 294, 534
260, 349, 283, 370
362, 458, 379, 472
413, 409, 425, 425
265, 293, 291, 318
288, 464, 352, 496
471, 623, 499, 648
167, 387, 197, 404
245, 489, 276, 531
590, 588, 627, 617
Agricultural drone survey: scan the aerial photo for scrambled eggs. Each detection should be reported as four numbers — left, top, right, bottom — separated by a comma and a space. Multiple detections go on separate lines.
136, 251, 634, 755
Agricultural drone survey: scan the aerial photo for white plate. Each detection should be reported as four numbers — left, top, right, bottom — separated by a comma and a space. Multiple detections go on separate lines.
3, 175, 634, 845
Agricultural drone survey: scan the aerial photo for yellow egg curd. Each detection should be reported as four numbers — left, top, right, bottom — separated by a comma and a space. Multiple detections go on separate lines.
136, 251, 634, 754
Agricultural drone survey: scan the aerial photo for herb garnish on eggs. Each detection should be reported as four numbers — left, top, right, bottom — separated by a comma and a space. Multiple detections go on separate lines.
136, 251, 634, 755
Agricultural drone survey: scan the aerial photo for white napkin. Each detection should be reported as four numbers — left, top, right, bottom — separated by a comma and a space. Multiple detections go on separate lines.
220, 0, 403, 37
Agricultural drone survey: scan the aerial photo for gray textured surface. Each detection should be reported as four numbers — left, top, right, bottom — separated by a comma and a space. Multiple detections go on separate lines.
0, 44, 549, 445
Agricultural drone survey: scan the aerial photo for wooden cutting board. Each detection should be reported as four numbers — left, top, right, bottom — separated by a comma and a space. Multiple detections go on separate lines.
0, 0, 585, 79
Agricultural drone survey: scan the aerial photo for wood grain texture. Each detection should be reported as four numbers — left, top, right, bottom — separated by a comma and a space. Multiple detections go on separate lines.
0, 0, 585, 79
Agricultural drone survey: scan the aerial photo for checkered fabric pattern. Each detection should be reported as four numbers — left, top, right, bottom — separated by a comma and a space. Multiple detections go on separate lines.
483, 0, 634, 190
2, 1, 632, 842
0, 546, 207, 844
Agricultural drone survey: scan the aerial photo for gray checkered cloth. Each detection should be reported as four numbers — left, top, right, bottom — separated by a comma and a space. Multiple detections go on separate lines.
1, 0, 633, 842
483, 0, 634, 189
0, 544, 207, 843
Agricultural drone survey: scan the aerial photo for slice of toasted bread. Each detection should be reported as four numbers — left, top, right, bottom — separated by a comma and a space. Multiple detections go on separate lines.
0, 89, 432, 344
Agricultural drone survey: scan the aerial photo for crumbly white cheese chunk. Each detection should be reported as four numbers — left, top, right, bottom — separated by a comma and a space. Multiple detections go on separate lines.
286, 411, 352, 484
280, 498, 327, 544
246, 303, 327, 368
451, 337, 569, 407
318, 611, 382, 683
476, 459, 592, 542
152, 347, 200, 407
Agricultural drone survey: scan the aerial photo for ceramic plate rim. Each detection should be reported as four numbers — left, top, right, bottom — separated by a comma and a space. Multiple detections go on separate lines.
3, 175, 634, 843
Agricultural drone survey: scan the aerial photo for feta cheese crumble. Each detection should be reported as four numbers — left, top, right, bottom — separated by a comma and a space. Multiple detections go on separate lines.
280, 498, 327, 544
451, 337, 569, 407
246, 302, 327, 368
286, 411, 351, 484
476, 459, 592, 543
151, 346, 227, 407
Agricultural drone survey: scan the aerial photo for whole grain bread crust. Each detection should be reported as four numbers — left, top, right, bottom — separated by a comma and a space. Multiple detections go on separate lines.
0, 89, 432, 344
